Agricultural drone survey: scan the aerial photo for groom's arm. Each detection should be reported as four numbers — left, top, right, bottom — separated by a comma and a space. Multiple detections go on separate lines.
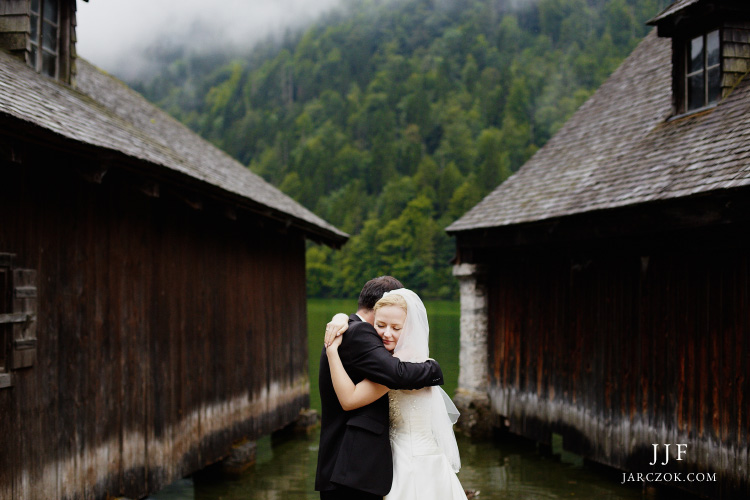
339, 323, 443, 390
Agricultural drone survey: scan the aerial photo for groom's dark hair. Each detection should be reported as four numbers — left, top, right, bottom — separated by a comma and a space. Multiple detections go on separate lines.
358, 276, 403, 310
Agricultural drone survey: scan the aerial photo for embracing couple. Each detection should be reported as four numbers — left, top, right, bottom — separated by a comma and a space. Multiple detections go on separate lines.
315, 276, 467, 500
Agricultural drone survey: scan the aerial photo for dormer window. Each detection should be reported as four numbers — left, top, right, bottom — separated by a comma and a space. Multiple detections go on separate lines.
686, 29, 721, 111
0, 0, 74, 83
29, 0, 60, 78
648, 0, 750, 118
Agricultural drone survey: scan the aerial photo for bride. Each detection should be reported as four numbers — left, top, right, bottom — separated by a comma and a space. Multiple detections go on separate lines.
325, 288, 468, 500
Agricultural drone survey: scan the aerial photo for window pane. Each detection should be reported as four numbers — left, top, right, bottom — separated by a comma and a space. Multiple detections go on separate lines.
30, 14, 39, 41
707, 66, 721, 104
689, 35, 704, 74
687, 74, 704, 110
42, 52, 56, 77
706, 30, 720, 67
42, 22, 57, 51
31, 0, 40, 14
43, 0, 58, 23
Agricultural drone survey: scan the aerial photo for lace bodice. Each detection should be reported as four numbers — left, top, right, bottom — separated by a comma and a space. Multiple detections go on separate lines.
388, 388, 442, 455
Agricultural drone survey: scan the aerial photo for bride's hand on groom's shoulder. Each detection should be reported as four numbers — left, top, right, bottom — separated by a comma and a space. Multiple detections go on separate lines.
324, 313, 349, 347
326, 332, 343, 353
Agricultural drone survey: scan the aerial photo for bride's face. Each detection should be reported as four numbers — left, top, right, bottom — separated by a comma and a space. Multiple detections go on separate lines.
374, 305, 406, 352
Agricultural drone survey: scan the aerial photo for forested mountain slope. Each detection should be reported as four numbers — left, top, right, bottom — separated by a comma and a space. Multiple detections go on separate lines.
132, 0, 669, 299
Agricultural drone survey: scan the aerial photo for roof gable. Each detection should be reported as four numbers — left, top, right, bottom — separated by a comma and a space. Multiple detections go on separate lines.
0, 50, 347, 245
447, 30, 750, 233
649, 0, 703, 25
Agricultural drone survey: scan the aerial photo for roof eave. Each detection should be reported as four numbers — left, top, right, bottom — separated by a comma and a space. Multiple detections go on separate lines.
0, 112, 349, 248
450, 186, 750, 254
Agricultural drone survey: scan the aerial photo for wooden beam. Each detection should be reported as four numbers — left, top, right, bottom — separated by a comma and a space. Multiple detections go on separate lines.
224, 205, 237, 221
178, 192, 203, 211
13, 338, 36, 351
14, 286, 36, 299
0, 312, 34, 325
138, 180, 160, 198
76, 163, 109, 184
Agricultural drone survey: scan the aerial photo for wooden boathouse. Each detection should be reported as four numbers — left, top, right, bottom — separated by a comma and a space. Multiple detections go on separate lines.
0, 1, 347, 499
448, 1, 749, 498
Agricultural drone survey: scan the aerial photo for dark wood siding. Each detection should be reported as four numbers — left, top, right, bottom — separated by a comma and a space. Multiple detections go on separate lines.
485, 237, 749, 499
0, 155, 309, 499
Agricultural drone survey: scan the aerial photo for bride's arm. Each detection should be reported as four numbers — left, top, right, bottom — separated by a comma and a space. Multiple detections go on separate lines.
326, 336, 389, 410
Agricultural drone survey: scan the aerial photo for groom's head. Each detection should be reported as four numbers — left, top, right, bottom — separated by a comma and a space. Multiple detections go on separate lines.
357, 276, 403, 324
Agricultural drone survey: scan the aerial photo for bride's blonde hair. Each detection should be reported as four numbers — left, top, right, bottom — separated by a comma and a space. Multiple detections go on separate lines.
373, 293, 407, 313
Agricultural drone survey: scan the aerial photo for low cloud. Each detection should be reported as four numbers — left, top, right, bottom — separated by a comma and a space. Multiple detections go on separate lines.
76, 0, 343, 80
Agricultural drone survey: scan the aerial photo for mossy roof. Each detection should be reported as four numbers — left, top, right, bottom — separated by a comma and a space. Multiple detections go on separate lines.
448, 30, 750, 233
0, 51, 348, 246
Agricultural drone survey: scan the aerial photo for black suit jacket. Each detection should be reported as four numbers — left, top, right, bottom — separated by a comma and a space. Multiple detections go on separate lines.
315, 314, 444, 496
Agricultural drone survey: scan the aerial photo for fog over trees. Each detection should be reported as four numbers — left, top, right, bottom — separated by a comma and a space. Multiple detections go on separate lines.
128, 0, 669, 299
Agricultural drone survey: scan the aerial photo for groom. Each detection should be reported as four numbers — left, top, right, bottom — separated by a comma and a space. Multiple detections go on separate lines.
315, 276, 444, 500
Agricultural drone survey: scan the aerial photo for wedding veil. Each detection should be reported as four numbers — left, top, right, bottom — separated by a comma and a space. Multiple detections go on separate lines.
383, 288, 462, 472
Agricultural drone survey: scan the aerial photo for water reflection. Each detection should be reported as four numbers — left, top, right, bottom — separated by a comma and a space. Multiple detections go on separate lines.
148, 428, 644, 500
455, 433, 644, 500
147, 299, 645, 500
147, 430, 320, 500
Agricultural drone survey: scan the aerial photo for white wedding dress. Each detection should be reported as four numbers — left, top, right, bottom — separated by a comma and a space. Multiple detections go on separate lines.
386, 388, 468, 500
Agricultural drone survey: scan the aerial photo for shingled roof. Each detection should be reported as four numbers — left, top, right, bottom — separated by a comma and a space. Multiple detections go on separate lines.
447, 29, 750, 233
0, 50, 348, 246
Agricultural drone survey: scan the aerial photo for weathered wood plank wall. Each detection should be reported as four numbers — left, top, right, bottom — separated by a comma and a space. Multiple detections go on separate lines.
487, 241, 749, 498
0, 156, 309, 499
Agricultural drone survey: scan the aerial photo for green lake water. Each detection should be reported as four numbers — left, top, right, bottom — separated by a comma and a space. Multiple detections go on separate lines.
147, 299, 651, 500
